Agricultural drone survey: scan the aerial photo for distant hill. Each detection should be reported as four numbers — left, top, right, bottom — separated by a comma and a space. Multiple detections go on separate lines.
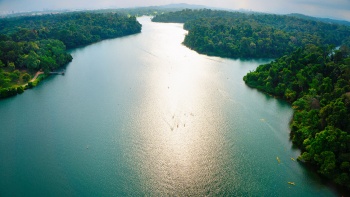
288, 13, 350, 26
154, 3, 207, 9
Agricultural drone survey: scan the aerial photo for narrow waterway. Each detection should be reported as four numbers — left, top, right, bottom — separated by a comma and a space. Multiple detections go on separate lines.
0, 16, 338, 196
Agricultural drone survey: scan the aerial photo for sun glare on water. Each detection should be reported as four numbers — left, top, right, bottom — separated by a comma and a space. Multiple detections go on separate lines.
128, 17, 230, 195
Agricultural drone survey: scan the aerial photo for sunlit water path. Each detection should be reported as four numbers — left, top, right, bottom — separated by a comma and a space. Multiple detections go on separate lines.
0, 16, 339, 196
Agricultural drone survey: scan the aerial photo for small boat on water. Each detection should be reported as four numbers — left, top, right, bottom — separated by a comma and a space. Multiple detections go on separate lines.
288, 182, 295, 185
277, 156, 281, 164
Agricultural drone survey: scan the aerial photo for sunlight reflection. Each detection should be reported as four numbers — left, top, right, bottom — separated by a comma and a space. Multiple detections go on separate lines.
130, 17, 230, 195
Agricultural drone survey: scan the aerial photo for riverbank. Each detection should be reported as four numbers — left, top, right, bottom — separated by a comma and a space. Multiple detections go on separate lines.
0, 12, 142, 100
244, 45, 350, 190
152, 10, 350, 192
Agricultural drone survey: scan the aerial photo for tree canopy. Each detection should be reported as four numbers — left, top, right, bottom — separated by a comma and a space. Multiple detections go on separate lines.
244, 45, 350, 188
153, 9, 350, 58
0, 12, 142, 48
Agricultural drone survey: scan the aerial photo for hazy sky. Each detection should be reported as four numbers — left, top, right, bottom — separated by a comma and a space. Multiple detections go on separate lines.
0, 0, 349, 21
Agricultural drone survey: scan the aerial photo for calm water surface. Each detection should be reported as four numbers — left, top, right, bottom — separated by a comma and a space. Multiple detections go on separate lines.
0, 16, 339, 196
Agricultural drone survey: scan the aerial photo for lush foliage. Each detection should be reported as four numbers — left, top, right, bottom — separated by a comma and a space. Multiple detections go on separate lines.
0, 12, 142, 98
152, 9, 245, 23
0, 37, 72, 98
0, 38, 72, 73
0, 12, 142, 48
244, 45, 350, 188
153, 9, 350, 58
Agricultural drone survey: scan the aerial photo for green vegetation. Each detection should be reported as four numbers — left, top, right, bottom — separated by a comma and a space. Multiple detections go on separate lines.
0, 12, 142, 48
153, 9, 350, 189
152, 9, 244, 23
153, 9, 350, 58
0, 12, 141, 99
244, 45, 350, 188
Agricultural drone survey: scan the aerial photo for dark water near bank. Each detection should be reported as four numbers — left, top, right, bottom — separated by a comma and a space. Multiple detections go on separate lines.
0, 16, 338, 196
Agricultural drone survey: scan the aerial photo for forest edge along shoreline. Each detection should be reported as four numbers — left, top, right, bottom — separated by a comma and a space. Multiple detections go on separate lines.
0, 12, 141, 99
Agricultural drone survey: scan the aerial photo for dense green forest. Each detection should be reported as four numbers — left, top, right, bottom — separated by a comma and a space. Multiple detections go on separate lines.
0, 38, 72, 98
153, 9, 350, 189
152, 9, 350, 58
244, 45, 350, 188
0, 12, 141, 98
152, 9, 246, 23
0, 12, 141, 48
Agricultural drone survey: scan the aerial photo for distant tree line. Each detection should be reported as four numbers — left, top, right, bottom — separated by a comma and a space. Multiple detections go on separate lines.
152, 9, 350, 58
0, 12, 141, 98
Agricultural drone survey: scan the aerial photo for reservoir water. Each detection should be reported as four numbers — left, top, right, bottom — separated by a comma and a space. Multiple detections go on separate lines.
0, 16, 339, 196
